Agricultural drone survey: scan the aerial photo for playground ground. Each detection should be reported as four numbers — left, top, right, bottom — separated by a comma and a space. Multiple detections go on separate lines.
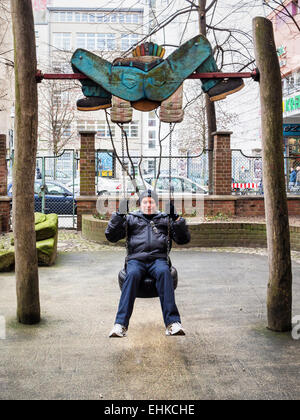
0, 234, 300, 400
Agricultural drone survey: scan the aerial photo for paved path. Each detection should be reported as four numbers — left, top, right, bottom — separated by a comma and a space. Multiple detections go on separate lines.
1, 250, 300, 400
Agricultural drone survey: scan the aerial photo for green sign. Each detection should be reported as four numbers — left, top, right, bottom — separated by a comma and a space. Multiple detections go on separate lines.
283, 95, 300, 113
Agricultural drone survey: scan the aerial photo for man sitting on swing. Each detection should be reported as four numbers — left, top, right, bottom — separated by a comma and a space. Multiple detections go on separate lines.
105, 189, 191, 337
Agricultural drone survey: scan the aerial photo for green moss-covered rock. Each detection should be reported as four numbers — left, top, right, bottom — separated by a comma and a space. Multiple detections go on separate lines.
35, 212, 47, 225
0, 249, 15, 272
3, 213, 59, 271
37, 231, 58, 266
10, 213, 59, 245
35, 213, 58, 241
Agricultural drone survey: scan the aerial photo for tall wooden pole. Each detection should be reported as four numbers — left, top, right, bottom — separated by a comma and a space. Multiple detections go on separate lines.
198, 0, 216, 195
253, 17, 292, 332
11, 0, 40, 324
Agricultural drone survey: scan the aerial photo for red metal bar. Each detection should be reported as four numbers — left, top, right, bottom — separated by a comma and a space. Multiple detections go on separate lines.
36, 69, 258, 82
188, 71, 256, 79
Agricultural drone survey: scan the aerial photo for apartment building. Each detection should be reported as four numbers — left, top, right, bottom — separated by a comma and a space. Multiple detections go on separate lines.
0, 1, 14, 154
33, 0, 170, 178
268, 0, 300, 164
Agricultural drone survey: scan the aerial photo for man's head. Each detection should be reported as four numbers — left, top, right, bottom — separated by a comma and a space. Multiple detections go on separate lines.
139, 189, 159, 215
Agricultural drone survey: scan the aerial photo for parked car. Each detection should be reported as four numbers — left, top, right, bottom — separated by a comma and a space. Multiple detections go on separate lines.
101, 177, 152, 196
7, 180, 76, 215
144, 175, 208, 195
67, 177, 152, 196
44, 170, 73, 185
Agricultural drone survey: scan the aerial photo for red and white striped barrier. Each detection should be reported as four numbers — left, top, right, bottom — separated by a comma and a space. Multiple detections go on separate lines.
232, 183, 259, 189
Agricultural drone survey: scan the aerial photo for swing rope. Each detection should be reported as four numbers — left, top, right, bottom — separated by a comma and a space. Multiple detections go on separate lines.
118, 121, 178, 297
167, 122, 173, 257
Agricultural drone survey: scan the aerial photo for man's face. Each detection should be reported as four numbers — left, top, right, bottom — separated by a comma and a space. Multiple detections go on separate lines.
141, 197, 157, 215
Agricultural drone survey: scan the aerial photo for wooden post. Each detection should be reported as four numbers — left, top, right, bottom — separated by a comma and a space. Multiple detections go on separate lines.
11, 0, 40, 324
253, 17, 292, 332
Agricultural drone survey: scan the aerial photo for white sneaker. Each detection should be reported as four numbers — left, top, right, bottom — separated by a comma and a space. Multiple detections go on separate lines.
109, 323, 127, 338
165, 322, 185, 336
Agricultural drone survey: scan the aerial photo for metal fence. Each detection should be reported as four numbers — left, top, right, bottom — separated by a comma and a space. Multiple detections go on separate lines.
5, 147, 300, 231
7, 149, 78, 229
231, 150, 263, 195
95, 149, 210, 198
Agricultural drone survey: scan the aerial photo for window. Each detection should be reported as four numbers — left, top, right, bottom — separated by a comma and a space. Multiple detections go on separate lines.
183, 179, 194, 192
77, 120, 115, 137
76, 33, 85, 49
169, 178, 183, 192
53, 91, 62, 106
121, 34, 139, 51
34, 183, 42, 194
276, 1, 299, 27
89, 13, 96, 23
149, 140, 156, 149
81, 13, 88, 22
148, 119, 156, 127
111, 14, 117, 23
123, 121, 138, 137
148, 130, 156, 148
52, 61, 72, 73
148, 111, 157, 127
97, 34, 116, 51
76, 33, 116, 51
87, 33, 95, 50
61, 125, 72, 138
53, 33, 71, 51
52, 10, 142, 24
148, 160, 155, 173
47, 183, 67, 196
52, 11, 73, 22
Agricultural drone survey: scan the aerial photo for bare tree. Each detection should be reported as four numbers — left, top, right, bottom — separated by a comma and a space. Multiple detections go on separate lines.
263, 0, 300, 32
0, 0, 13, 112
175, 87, 238, 153
38, 78, 79, 155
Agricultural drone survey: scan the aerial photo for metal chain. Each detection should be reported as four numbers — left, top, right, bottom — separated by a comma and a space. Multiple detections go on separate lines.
167, 123, 172, 256
121, 124, 126, 199
120, 123, 129, 261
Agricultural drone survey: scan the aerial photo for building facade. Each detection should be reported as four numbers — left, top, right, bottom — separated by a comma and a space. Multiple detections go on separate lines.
269, 0, 300, 171
0, 1, 14, 157
33, 0, 174, 179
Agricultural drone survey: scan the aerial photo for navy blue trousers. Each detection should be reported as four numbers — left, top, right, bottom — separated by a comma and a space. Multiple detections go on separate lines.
115, 258, 181, 328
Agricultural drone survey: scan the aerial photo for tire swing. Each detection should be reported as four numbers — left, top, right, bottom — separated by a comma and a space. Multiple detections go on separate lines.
118, 123, 178, 298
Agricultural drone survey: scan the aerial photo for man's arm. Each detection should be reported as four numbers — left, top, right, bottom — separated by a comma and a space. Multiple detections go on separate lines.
171, 216, 191, 245
169, 202, 190, 245
105, 212, 127, 243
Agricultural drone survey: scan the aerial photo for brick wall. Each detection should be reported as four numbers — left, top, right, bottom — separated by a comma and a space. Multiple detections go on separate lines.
81, 215, 300, 252
0, 198, 10, 232
204, 197, 235, 216
76, 195, 300, 230
0, 135, 10, 232
0, 134, 7, 196
76, 197, 97, 231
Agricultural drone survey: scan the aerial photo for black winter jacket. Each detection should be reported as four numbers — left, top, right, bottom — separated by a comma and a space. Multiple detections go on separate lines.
105, 210, 191, 262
